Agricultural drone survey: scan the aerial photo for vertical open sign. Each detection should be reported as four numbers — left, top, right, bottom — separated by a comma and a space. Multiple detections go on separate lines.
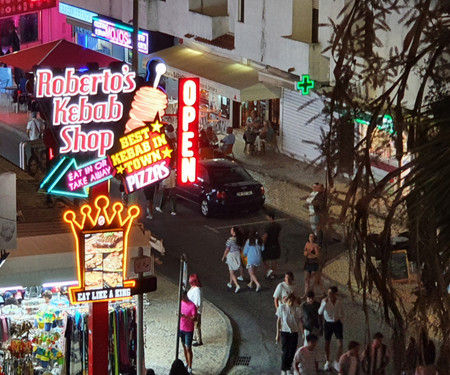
177, 78, 199, 185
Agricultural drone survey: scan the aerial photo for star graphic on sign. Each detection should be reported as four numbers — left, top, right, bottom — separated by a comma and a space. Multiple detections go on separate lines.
161, 147, 173, 159
151, 119, 164, 133
116, 165, 125, 174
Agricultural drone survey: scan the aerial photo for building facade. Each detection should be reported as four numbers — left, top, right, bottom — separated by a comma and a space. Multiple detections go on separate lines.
60, 0, 330, 157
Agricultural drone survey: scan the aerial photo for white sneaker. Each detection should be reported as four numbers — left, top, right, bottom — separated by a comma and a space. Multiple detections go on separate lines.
227, 283, 232, 288
146, 214, 153, 219
235, 285, 240, 293
266, 269, 273, 278
171, 211, 177, 216
155, 207, 163, 213
324, 361, 331, 371
333, 361, 340, 372
237, 276, 244, 281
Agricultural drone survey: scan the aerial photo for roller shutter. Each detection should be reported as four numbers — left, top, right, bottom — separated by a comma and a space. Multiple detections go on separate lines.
280, 89, 327, 163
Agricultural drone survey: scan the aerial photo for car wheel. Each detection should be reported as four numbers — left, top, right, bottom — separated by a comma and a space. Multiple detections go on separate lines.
200, 199, 210, 217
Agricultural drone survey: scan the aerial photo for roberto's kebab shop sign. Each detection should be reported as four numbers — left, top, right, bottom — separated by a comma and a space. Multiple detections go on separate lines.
39, 60, 179, 197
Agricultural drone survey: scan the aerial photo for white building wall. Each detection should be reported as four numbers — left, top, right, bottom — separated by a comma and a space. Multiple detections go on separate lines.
318, 0, 423, 107
233, 0, 310, 74
64, 0, 311, 77
227, 0, 237, 34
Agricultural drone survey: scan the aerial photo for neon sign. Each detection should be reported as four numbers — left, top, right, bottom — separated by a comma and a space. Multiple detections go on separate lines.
92, 16, 149, 54
59, 2, 97, 24
35, 65, 136, 158
296, 75, 315, 95
177, 78, 199, 185
60, 126, 114, 157
110, 121, 172, 193
64, 195, 139, 304
0, 0, 56, 17
66, 157, 114, 191
39, 59, 171, 197
40, 156, 115, 198
36, 67, 135, 125
355, 114, 395, 135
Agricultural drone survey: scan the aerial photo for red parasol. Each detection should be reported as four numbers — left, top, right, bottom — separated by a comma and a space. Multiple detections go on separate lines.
0, 39, 120, 72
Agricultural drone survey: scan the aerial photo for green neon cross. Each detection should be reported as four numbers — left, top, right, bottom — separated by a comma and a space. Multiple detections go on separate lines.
296, 75, 315, 95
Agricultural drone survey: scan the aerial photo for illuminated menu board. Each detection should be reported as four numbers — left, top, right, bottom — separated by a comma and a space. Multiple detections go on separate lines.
84, 231, 124, 290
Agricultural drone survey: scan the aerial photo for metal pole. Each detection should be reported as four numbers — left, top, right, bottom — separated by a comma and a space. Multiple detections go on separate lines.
132, 0, 139, 73
136, 247, 144, 375
175, 254, 187, 359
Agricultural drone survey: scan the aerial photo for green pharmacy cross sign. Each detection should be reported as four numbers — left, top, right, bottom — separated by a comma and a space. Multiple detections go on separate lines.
296, 75, 315, 95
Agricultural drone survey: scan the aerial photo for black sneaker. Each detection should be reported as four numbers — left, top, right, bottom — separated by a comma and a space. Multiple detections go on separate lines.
192, 342, 203, 347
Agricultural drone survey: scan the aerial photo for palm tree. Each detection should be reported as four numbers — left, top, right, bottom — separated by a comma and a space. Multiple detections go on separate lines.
317, 1, 450, 373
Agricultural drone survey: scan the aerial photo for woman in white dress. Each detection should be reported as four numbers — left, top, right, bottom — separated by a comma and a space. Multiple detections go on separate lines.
221, 226, 244, 293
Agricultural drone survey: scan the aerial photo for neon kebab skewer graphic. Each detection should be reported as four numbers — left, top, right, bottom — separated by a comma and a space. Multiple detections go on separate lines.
125, 59, 168, 134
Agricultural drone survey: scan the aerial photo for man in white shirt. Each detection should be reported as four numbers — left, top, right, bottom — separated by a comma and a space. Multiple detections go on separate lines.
294, 334, 319, 375
276, 293, 302, 375
26, 112, 44, 141
318, 286, 344, 371
273, 272, 299, 310
187, 274, 203, 346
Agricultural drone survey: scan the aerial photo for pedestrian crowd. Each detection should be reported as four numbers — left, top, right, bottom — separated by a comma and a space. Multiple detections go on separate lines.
147, 183, 438, 375
275, 283, 425, 375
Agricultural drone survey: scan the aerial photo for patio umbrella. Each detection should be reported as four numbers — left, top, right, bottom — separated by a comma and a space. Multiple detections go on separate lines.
0, 39, 120, 72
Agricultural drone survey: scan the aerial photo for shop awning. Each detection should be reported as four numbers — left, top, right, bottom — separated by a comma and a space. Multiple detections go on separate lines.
146, 46, 281, 102
0, 39, 120, 72
0, 225, 152, 287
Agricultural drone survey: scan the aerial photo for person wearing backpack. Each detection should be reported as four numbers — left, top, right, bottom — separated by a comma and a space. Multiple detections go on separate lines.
26, 112, 44, 140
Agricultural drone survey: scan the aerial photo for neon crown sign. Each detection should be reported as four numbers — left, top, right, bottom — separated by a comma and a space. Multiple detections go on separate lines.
64, 195, 140, 304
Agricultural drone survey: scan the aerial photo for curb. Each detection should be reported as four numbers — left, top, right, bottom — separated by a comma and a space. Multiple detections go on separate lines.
155, 273, 233, 375
216, 302, 234, 375
237, 157, 312, 194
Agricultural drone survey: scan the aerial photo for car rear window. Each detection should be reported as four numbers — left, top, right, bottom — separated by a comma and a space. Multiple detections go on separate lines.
209, 166, 253, 184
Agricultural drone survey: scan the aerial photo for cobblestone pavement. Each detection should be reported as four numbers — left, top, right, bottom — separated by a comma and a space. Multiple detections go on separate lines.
144, 275, 232, 375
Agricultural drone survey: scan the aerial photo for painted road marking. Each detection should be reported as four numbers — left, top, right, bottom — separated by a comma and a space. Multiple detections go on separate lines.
203, 225, 220, 233
213, 218, 290, 230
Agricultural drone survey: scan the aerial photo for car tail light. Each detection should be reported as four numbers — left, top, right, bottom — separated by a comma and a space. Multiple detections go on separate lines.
217, 191, 226, 199
261, 187, 265, 196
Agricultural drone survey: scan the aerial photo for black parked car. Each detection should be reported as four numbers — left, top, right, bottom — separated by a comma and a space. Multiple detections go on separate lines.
175, 159, 265, 217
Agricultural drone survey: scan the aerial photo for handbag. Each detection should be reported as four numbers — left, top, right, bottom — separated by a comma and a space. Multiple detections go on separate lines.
240, 251, 247, 267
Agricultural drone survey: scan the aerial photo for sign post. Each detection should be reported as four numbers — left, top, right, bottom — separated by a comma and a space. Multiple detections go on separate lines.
177, 78, 199, 185
136, 246, 144, 375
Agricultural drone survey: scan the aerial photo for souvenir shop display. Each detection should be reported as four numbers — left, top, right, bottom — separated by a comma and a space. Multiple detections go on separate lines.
0, 290, 138, 375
